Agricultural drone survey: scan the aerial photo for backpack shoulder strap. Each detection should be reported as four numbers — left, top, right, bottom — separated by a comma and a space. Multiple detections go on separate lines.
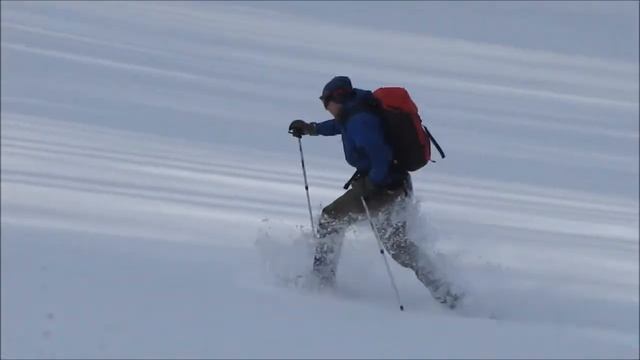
423, 125, 445, 159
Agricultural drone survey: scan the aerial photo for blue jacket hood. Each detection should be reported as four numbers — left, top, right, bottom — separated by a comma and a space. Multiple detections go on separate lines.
339, 88, 376, 121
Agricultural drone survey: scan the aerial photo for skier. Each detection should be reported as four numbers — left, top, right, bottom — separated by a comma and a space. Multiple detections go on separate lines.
288, 76, 459, 308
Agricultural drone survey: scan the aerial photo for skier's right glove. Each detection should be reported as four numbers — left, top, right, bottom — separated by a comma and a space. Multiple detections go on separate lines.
288, 119, 317, 138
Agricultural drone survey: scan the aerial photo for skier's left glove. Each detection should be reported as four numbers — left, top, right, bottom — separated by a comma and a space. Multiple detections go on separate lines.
351, 176, 382, 201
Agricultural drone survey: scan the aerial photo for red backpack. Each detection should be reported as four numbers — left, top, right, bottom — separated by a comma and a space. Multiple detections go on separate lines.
372, 87, 445, 172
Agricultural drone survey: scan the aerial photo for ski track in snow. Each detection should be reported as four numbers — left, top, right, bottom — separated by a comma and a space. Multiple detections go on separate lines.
1, 2, 638, 358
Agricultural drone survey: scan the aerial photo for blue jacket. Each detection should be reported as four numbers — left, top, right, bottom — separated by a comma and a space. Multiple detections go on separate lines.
315, 89, 397, 187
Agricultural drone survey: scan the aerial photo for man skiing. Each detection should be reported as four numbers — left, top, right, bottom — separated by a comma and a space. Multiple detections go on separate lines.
288, 76, 459, 308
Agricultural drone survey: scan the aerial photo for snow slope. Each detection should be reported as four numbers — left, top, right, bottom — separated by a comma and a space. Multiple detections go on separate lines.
1, 2, 638, 358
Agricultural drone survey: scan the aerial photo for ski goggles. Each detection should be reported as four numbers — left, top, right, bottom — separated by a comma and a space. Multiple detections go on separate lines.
319, 88, 351, 109
320, 95, 332, 109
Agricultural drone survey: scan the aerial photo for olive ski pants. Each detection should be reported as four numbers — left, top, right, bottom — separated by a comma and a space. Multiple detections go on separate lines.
312, 176, 446, 293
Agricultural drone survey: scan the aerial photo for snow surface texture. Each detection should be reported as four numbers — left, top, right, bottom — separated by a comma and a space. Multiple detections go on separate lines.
1, 2, 638, 358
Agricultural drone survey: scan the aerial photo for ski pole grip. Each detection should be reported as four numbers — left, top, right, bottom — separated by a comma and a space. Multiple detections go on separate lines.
289, 129, 302, 138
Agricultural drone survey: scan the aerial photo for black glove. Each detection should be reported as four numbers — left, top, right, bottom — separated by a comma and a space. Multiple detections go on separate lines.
351, 176, 381, 201
288, 119, 316, 138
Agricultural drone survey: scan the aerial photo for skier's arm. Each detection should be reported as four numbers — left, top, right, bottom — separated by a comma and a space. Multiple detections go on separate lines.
350, 115, 392, 187
313, 119, 341, 136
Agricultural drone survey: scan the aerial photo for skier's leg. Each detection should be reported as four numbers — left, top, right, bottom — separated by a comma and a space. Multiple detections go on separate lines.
376, 195, 460, 308
311, 189, 365, 286
311, 214, 348, 286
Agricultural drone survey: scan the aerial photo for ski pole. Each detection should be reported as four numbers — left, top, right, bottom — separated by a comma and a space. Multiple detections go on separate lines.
361, 196, 405, 311
296, 137, 316, 237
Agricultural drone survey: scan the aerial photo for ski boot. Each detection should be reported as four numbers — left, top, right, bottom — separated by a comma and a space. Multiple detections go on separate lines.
430, 282, 463, 309
310, 253, 337, 289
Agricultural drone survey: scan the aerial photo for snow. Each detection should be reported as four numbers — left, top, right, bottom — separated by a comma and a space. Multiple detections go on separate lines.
1, 2, 638, 358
